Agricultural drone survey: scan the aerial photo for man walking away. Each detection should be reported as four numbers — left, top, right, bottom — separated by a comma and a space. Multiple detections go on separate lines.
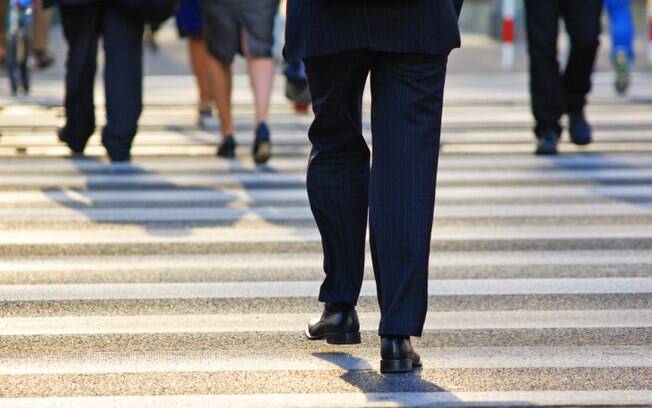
285, 0, 463, 374
45, 0, 145, 162
524, 0, 603, 156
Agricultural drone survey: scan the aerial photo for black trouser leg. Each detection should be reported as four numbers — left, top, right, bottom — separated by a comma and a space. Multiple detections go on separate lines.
59, 4, 101, 151
560, 0, 603, 115
369, 52, 447, 337
303, 51, 373, 306
101, 2, 144, 161
524, 0, 563, 137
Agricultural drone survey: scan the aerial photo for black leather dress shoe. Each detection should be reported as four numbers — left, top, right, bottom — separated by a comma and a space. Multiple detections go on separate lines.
569, 113, 592, 146
535, 130, 560, 156
305, 305, 361, 345
57, 128, 85, 156
380, 336, 422, 374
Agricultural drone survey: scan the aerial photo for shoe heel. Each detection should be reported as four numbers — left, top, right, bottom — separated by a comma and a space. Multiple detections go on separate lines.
326, 331, 361, 345
254, 141, 271, 164
380, 359, 413, 374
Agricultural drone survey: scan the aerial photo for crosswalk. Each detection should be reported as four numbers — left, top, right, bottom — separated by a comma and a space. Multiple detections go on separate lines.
0, 72, 651, 406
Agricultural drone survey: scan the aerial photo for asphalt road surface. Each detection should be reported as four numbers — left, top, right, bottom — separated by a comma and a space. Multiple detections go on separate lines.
0, 71, 651, 407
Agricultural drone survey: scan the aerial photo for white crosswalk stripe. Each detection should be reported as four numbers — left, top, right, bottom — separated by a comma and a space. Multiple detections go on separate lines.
1, 278, 650, 301
0, 73, 651, 407
3, 310, 650, 335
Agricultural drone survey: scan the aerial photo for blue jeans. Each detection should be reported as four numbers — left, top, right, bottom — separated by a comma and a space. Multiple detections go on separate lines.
605, 0, 635, 62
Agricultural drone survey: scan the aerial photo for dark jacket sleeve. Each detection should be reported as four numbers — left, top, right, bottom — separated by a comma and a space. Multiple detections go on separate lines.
453, 0, 463, 18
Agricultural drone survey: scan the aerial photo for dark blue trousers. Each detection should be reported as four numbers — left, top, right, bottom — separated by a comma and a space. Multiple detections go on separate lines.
304, 51, 448, 337
59, 2, 144, 161
524, 0, 602, 137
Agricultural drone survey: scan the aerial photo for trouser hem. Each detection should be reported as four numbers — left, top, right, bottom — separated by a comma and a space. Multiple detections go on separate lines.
318, 292, 359, 307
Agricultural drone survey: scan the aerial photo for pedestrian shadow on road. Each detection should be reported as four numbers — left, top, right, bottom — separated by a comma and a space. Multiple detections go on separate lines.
42, 154, 311, 239
312, 351, 462, 406
541, 152, 652, 210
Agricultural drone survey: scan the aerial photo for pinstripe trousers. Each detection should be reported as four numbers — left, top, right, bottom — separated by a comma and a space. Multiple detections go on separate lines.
304, 51, 448, 337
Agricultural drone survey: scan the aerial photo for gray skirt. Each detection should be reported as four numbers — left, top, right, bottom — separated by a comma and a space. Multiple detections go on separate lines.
200, 0, 279, 64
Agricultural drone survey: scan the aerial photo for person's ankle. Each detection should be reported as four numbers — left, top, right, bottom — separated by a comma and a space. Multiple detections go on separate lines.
325, 302, 354, 313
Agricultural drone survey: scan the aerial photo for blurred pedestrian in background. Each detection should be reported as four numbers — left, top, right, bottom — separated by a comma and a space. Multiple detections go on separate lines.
175, 0, 215, 129
31, 0, 55, 69
524, 0, 603, 156
46, 0, 145, 162
0, 0, 53, 68
605, 0, 635, 95
0, 0, 7, 64
287, 0, 463, 373
199, 0, 279, 164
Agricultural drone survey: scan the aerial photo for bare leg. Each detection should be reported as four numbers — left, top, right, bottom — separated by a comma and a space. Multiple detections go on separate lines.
247, 58, 274, 123
206, 54, 234, 139
187, 37, 212, 111
242, 31, 274, 124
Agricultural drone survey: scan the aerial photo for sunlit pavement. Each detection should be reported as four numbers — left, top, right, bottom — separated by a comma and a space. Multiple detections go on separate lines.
0, 27, 651, 406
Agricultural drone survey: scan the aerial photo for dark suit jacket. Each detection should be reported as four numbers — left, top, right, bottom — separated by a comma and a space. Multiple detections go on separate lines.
284, 0, 463, 60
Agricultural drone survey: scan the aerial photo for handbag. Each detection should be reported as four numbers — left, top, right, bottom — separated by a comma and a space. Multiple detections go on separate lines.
114, 0, 179, 23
